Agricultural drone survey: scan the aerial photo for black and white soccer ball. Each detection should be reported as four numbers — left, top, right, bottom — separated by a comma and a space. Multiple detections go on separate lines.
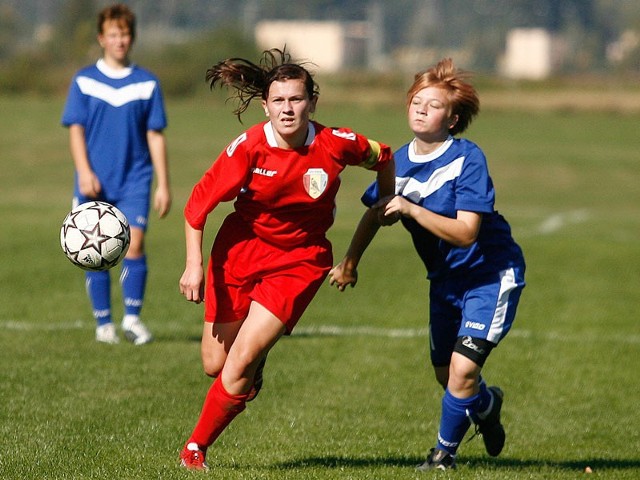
60, 201, 130, 271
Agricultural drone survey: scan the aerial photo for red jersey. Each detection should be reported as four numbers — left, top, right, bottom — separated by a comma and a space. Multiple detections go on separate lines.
185, 121, 392, 248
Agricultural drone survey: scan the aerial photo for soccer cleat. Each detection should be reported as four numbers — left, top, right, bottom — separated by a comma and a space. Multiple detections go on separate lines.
416, 447, 456, 471
246, 355, 267, 402
122, 315, 153, 345
95, 323, 119, 344
180, 442, 208, 470
476, 386, 505, 457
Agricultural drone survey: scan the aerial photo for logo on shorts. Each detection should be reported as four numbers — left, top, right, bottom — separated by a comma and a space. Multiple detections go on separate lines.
465, 321, 485, 331
303, 168, 328, 199
462, 336, 486, 355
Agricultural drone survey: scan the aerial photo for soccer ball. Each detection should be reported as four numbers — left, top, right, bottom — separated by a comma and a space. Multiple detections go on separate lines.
60, 201, 130, 271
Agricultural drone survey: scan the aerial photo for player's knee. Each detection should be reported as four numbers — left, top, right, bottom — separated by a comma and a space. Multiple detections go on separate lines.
126, 227, 145, 257
125, 247, 145, 258
202, 363, 221, 378
201, 355, 224, 378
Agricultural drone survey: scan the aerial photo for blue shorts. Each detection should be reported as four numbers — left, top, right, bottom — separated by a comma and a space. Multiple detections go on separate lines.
429, 266, 525, 367
73, 186, 150, 231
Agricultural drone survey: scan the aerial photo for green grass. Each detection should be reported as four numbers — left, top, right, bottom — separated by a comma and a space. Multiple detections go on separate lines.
1, 94, 640, 479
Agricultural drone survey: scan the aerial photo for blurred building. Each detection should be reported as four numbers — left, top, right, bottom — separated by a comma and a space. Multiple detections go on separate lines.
255, 21, 368, 72
500, 28, 558, 80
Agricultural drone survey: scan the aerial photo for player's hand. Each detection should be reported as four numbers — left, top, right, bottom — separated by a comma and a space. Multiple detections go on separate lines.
154, 186, 172, 218
374, 195, 401, 226
78, 171, 102, 198
329, 261, 358, 291
379, 195, 412, 221
179, 265, 205, 303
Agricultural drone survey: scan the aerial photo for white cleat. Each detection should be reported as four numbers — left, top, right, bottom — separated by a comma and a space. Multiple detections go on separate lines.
122, 315, 153, 345
96, 323, 120, 344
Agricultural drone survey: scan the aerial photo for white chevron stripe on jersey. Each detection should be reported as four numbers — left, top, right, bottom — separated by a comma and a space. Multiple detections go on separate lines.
76, 76, 156, 107
396, 156, 465, 202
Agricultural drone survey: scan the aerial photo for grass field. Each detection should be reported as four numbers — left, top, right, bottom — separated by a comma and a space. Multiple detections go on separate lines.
1, 92, 639, 479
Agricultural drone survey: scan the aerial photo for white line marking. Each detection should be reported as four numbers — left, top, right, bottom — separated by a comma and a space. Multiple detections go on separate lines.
536, 209, 590, 235
1, 320, 85, 331
2, 321, 638, 345
293, 325, 640, 345
518, 209, 591, 238
294, 325, 429, 338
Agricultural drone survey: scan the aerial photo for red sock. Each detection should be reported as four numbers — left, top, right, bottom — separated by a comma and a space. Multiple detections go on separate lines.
189, 376, 249, 449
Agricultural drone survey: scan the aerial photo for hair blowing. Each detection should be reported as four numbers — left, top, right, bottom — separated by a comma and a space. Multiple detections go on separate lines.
407, 58, 479, 135
206, 48, 319, 121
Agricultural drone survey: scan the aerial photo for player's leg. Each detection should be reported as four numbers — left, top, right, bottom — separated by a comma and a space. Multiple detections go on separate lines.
181, 302, 285, 470
86, 270, 117, 344
180, 283, 247, 471
427, 266, 525, 464
117, 194, 153, 345
199, 316, 266, 399
200, 320, 242, 378
219, 302, 285, 395
419, 280, 468, 470
181, 235, 256, 470
419, 350, 487, 471
458, 267, 525, 457
72, 194, 118, 344
181, 241, 330, 469
429, 281, 460, 389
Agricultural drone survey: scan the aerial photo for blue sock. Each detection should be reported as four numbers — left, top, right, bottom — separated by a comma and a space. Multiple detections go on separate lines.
120, 256, 147, 316
436, 389, 481, 455
85, 270, 111, 326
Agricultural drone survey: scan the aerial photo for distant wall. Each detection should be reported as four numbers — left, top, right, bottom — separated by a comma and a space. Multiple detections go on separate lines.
501, 28, 554, 80
255, 20, 368, 73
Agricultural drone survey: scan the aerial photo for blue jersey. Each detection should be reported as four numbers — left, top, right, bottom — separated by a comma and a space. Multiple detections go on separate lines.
362, 137, 524, 279
61, 59, 167, 200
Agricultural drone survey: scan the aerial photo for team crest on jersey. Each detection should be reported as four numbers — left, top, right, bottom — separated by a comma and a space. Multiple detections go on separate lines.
303, 168, 328, 199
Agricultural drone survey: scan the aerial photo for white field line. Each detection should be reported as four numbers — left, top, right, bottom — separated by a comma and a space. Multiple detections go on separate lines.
2, 320, 638, 345
295, 325, 429, 338
293, 325, 640, 345
1, 320, 85, 331
519, 209, 590, 238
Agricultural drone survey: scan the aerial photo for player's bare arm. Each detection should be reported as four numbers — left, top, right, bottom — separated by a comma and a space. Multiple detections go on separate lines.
147, 129, 172, 218
179, 221, 205, 303
375, 156, 396, 198
330, 207, 381, 291
69, 124, 101, 198
383, 196, 481, 247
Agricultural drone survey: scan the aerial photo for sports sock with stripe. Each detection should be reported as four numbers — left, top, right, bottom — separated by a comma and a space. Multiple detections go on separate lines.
436, 388, 481, 455
120, 256, 147, 316
85, 270, 111, 326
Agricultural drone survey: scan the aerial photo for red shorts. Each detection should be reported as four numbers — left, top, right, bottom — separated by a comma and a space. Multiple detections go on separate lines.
204, 214, 332, 333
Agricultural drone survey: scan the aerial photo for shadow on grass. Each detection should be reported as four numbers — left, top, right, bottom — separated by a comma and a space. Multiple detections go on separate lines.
273, 454, 640, 472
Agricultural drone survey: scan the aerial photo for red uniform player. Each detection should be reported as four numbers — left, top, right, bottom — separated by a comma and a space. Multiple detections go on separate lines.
178, 48, 395, 470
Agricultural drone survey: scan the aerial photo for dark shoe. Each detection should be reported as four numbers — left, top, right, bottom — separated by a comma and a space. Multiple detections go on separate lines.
416, 447, 456, 471
476, 386, 505, 457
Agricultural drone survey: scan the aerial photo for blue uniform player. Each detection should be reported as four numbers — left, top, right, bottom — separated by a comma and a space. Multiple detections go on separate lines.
330, 58, 525, 470
61, 4, 171, 345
